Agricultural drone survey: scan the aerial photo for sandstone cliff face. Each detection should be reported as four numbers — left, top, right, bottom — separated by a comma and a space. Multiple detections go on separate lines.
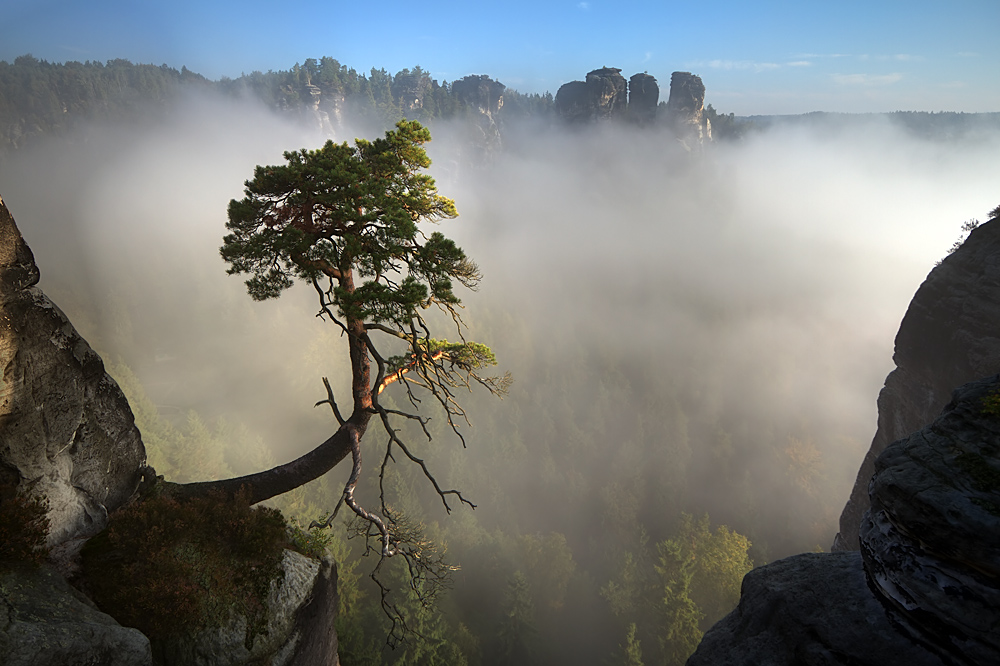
628, 73, 659, 125
555, 67, 628, 123
0, 564, 152, 666
665, 72, 710, 148
688, 376, 1000, 666
0, 196, 146, 547
0, 197, 342, 666
153, 550, 340, 666
452, 74, 506, 164
860, 376, 1000, 665
835, 217, 1000, 550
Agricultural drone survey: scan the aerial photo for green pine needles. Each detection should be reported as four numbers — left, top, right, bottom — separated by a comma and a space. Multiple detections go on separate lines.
221, 119, 467, 320
218, 120, 508, 645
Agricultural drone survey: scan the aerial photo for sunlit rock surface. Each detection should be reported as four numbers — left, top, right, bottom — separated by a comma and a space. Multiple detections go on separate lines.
452, 74, 506, 163
0, 564, 152, 666
154, 550, 340, 666
0, 196, 146, 546
688, 377, 1000, 666
555, 67, 628, 123
835, 216, 1000, 551
665, 72, 710, 149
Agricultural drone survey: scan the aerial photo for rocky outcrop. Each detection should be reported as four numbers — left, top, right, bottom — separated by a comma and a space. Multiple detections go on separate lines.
860, 376, 1000, 665
452, 75, 506, 164
835, 216, 1000, 551
628, 73, 659, 125
0, 196, 146, 547
665, 72, 710, 148
0, 196, 342, 665
0, 564, 152, 666
154, 550, 340, 666
686, 552, 948, 666
555, 67, 628, 123
687, 376, 1000, 666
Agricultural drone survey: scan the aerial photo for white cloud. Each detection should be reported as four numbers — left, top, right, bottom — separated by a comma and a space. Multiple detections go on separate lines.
787, 60, 812, 67
642, 51, 652, 63
793, 53, 851, 59
577, 2, 590, 10
831, 73, 903, 86
704, 59, 780, 73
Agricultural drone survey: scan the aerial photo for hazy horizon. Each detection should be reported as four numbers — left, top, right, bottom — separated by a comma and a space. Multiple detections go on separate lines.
2, 0, 998, 115
1, 89, 997, 553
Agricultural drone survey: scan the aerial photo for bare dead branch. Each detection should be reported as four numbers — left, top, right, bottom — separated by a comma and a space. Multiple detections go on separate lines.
314, 376, 346, 426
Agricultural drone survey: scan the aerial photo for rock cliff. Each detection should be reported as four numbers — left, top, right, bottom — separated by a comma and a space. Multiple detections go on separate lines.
628, 73, 659, 125
665, 72, 711, 148
452, 74, 506, 163
555, 67, 628, 123
0, 195, 146, 548
0, 196, 342, 666
835, 216, 1000, 550
688, 376, 1000, 666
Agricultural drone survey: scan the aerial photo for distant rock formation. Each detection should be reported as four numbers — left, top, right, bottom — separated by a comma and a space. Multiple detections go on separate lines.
452, 74, 506, 164
628, 73, 659, 125
0, 196, 146, 548
665, 72, 711, 148
555, 67, 628, 123
834, 216, 1000, 551
688, 376, 1000, 666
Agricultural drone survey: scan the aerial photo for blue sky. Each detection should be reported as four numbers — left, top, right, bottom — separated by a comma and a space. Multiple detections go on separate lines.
2, 0, 998, 114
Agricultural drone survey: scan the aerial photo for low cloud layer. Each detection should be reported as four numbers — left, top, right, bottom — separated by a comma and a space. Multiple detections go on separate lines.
1, 93, 998, 553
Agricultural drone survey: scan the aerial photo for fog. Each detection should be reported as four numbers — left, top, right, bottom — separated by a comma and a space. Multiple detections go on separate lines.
1, 91, 998, 562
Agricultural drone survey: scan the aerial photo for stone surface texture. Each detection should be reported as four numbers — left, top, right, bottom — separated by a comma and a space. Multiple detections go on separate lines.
688, 376, 1000, 666
860, 376, 1000, 666
628, 73, 659, 125
0, 564, 152, 666
555, 67, 628, 123
0, 196, 146, 547
835, 217, 1000, 550
665, 72, 710, 148
152, 550, 339, 666
452, 74, 506, 163
686, 552, 947, 666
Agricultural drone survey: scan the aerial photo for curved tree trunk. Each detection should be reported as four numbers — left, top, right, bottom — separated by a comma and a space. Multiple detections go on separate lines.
168, 267, 374, 506
167, 409, 371, 505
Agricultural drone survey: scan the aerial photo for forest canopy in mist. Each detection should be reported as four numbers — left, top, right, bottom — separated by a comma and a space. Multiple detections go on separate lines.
1, 81, 998, 664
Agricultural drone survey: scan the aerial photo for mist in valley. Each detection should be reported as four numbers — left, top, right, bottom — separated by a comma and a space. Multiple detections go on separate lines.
2, 89, 998, 663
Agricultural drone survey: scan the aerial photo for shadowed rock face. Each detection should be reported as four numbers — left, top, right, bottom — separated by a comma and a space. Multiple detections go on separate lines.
686, 552, 948, 666
688, 376, 1000, 666
452, 75, 506, 165
861, 376, 1000, 665
555, 67, 628, 123
835, 216, 1000, 551
452, 74, 505, 118
628, 73, 659, 125
0, 196, 146, 547
0, 565, 152, 666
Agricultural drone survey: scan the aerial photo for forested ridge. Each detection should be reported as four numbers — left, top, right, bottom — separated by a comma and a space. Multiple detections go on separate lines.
0, 55, 553, 151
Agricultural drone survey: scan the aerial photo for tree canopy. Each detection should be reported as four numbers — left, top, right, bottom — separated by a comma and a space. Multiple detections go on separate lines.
187, 119, 506, 641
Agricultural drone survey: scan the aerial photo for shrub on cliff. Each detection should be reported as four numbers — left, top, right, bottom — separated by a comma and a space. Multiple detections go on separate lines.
81, 488, 288, 645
